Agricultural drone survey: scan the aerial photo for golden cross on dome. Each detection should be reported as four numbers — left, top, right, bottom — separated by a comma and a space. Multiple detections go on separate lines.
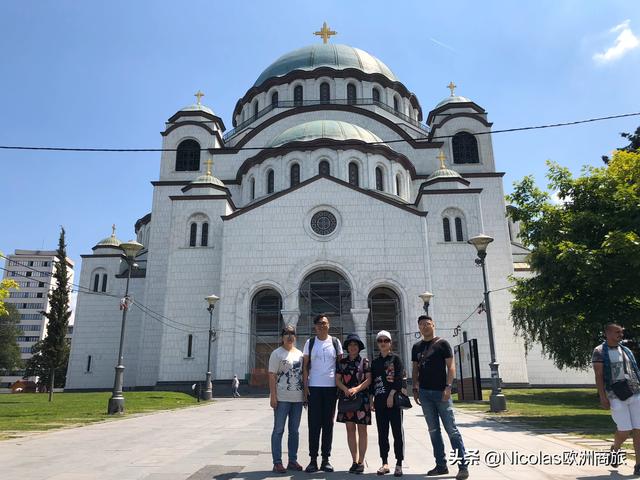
204, 158, 213, 175
437, 150, 447, 169
447, 81, 457, 96
314, 22, 337, 44
111, 224, 116, 236
194, 90, 205, 105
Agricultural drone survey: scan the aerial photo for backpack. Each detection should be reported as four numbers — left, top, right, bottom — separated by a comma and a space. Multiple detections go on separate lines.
307, 335, 342, 370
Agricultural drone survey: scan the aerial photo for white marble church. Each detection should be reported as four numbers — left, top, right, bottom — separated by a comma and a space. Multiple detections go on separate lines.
66, 27, 593, 391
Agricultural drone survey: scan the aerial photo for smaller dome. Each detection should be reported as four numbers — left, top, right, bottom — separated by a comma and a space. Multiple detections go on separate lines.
427, 167, 463, 181
434, 95, 472, 109
180, 103, 216, 116
94, 227, 122, 249
191, 173, 226, 188
269, 120, 383, 147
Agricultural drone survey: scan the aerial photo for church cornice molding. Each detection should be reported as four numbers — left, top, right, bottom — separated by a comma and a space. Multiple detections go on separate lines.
166, 110, 226, 131
235, 138, 417, 183
414, 188, 483, 206
421, 176, 471, 188
135, 213, 152, 232
428, 113, 493, 140
180, 183, 231, 195
414, 171, 505, 180
426, 101, 487, 125
169, 194, 238, 211
161, 121, 225, 145
222, 174, 427, 221
234, 67, 423, 125
225, 104, 443, 151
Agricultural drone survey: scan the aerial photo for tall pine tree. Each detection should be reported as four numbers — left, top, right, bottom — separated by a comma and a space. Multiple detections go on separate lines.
41, 227, 72, 401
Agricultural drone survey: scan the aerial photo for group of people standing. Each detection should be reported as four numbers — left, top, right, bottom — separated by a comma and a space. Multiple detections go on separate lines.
268, 313, 469, 479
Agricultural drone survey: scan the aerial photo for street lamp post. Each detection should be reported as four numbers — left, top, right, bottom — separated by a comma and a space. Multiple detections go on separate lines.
202, 294, 219, 401
419, 291, 434, 315
468, 234, 507, 413
108, 240, 144, 415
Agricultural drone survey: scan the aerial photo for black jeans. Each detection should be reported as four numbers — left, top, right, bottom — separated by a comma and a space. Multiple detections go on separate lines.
374, 398, 404, 463
308, 386, 337, 459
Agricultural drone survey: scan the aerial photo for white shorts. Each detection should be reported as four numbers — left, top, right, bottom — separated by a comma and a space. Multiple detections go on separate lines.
610, 393, 640, 431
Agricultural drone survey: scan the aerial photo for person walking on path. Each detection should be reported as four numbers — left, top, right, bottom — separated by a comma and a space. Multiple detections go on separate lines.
231, 375, 240, 398
371, 330, 405, 477
336, 333, 372, 474
302, 314, 343, 473
412, 315, 469, 480
268, 325, 305, 474
593, 323, 640, 475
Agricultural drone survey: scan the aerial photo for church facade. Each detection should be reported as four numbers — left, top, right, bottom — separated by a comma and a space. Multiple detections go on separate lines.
66, 34, 593, 390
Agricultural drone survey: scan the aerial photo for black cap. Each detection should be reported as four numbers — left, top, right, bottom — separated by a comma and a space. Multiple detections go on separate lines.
343, 333, 365, 352
281, 324, 296, 336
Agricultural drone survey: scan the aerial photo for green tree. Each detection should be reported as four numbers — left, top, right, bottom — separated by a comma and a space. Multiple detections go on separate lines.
0, 276, 19, 317
507, 149, 640, 369
39, 227, 72, 400
602, 126, 640, 163
0, 303, 22, 373
24, 338, 70, 389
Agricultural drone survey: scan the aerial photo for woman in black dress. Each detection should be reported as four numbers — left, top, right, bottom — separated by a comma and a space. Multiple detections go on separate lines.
336, 333, 372, 474
370, 330, 405, 477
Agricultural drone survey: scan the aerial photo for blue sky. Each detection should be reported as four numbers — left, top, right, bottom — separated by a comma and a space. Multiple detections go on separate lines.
1, 1, 639, 267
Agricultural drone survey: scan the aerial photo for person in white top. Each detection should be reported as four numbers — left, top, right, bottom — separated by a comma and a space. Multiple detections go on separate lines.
268, 324, 305, 474
302, 314, 343, 473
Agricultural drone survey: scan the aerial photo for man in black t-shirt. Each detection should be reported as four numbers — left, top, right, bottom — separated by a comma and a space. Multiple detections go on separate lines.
411, 315, 468, 480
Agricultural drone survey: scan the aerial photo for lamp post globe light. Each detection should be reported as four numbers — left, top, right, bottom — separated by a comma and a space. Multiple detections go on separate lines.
108, 239, 144, 415
467, 233, 507, 413
419, 291, 433, 315
203, 294, 219, 401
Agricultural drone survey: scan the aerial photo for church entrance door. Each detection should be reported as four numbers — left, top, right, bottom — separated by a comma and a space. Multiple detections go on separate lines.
298, 270, 353, 344
250, 289, 282, 386
367, 287, 403, 360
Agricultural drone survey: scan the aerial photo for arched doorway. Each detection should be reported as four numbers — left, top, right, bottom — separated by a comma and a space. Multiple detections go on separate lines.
367, 287, 403, 359
250, 289, 283, 378
298, 270, 353, 342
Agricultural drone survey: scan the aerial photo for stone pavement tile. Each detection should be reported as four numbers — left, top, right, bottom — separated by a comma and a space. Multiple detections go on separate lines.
0, 397, 636, 479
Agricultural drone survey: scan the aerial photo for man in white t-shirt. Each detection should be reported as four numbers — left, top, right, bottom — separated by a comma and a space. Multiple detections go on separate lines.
302, 314, 343, 473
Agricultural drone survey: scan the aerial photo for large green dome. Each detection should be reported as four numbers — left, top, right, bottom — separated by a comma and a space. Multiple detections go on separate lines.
269, 120, 383, 147
254, 44, 397, 88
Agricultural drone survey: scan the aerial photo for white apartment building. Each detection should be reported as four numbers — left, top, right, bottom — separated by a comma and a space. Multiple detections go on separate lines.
1, 249, 74, 389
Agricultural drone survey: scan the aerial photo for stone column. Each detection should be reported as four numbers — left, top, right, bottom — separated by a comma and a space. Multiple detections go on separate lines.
350, 308, 370, 356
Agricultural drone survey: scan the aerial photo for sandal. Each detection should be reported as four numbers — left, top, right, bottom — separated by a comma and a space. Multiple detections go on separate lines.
394, 464, 403, 477
377, 465, 390, 475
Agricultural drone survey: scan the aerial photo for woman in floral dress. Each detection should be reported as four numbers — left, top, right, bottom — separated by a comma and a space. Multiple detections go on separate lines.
336, 333, 372, 474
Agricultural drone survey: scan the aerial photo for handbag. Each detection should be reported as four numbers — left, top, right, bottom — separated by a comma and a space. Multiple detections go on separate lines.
338, 394, 364, 413
610, 348, 635, 401
394, 391, 413, 409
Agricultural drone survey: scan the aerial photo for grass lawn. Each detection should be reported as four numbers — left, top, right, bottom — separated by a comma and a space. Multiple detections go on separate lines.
454, 388, 619, 442
0, 391, 200, 440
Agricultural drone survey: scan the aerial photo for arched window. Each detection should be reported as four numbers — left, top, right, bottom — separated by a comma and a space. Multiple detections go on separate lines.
189, 223, 197, 247
347, 84, 357, 104
253, 101, 259, 119
348, 162, 359, 187
375, 167, 384, 191
452, 132, 480, 164
271, 91, 278, 106
290, 163, 300, 187
250, 177, 255, 200
93, 274, 99, 292
372, 87, 381, 103
251, 289, 284, 375
266, 169, 275, 194
175, 139, 200, 171
294, 85, 303, 106
455, 217, 464, 241
443, 218, 452, 242
393, 96, 400, 112
201, 222, 209, 247
395, 174, 402, 197
320, 82, 330, 103
319, 160, 330, 176
101, 274, 108, 293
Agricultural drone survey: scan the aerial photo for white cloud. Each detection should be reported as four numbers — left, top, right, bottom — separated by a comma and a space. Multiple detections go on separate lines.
593, 20, 639, 63
429, 37, 457, 53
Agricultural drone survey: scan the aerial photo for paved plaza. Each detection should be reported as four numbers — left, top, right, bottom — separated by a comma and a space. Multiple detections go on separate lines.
0, 396, 632, 479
